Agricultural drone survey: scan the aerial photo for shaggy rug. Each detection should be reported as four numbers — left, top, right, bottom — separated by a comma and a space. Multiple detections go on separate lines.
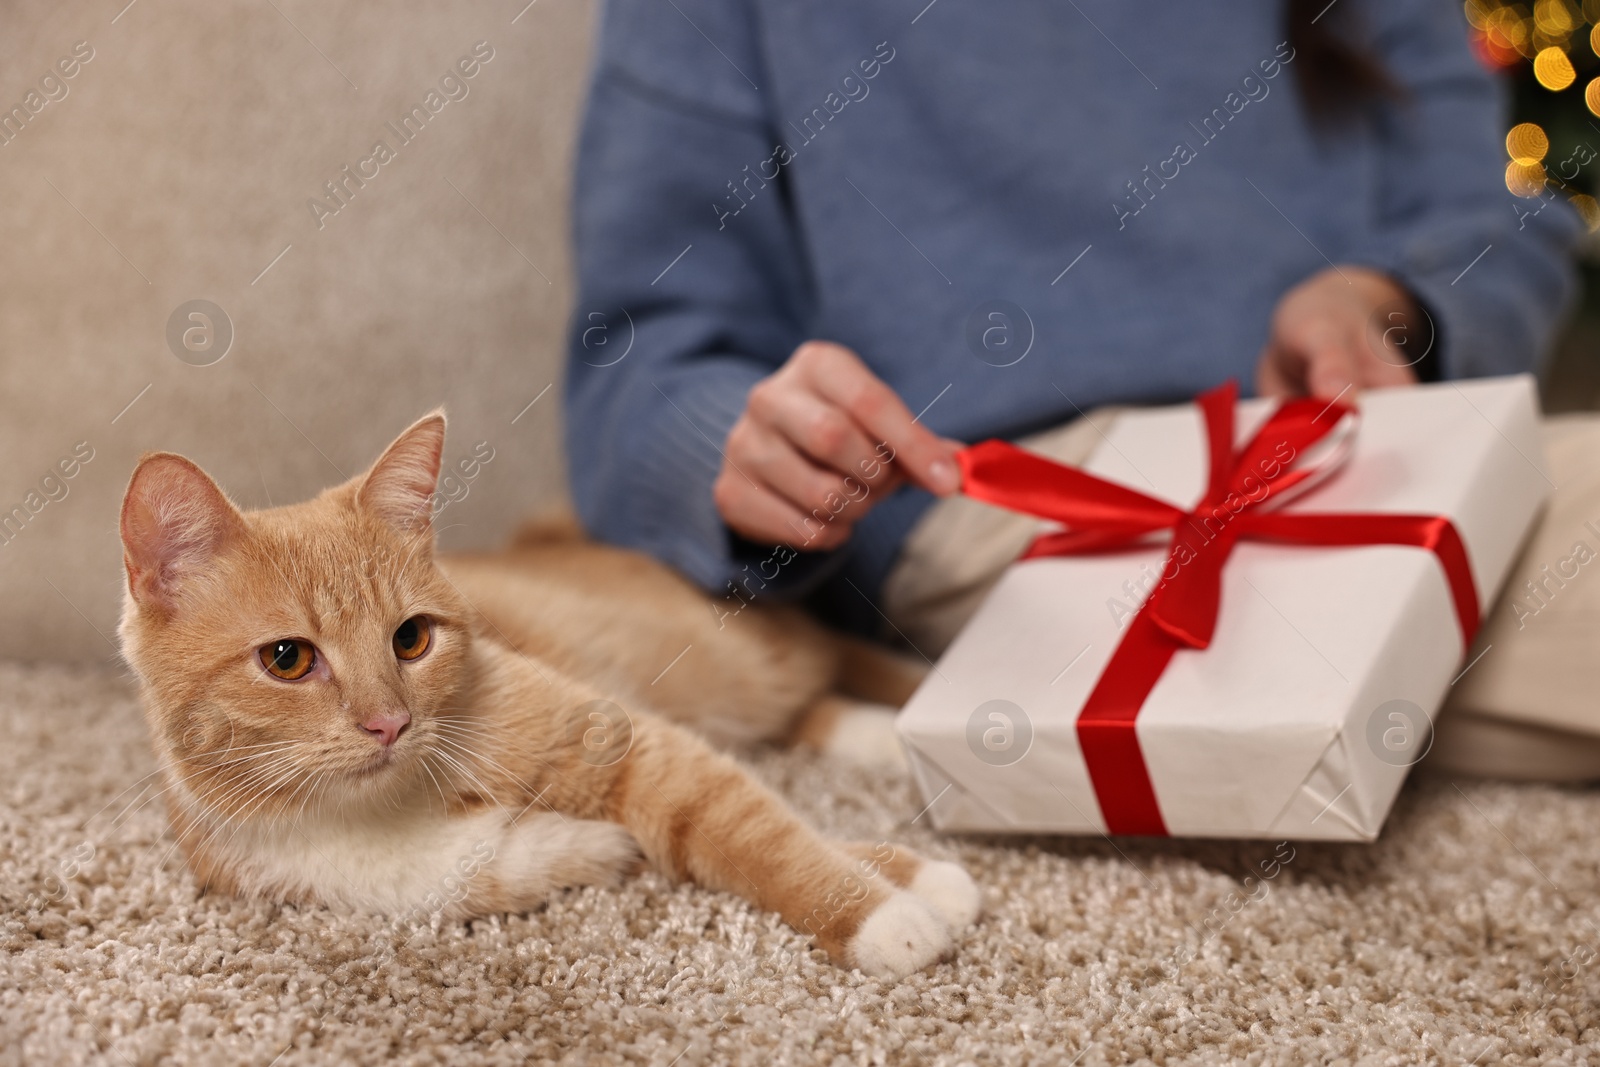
3, 661, 1600, 1066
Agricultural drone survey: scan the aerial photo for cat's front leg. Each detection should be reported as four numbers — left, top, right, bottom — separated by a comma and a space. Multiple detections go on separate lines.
445, 810, 643, 920
577, 713, 980, 978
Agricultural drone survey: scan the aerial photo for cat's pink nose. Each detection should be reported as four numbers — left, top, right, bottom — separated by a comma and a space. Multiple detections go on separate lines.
360, 711, 410, 747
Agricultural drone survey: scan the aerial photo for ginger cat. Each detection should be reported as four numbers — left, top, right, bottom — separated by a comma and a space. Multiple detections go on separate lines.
116, 412, 979, 978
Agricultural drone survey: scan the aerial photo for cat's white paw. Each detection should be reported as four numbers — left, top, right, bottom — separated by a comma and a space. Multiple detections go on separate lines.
848, 891, 951, 978
820, 702, 908, 774
908, 859, 981, 931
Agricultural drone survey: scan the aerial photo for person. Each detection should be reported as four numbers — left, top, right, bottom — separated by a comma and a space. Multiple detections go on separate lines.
565, 0, 1600, 786
564, 0, 1579, 645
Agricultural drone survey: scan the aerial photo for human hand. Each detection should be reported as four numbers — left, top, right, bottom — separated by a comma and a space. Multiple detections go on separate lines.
714, 341, 964, 550
1256, 266, 1428, 401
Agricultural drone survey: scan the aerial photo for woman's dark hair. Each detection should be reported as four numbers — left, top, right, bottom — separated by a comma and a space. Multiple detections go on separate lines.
1286, 0, 1404, 125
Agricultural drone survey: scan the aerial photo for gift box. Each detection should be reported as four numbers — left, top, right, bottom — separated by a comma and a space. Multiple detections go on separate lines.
895, 376, 1547, 840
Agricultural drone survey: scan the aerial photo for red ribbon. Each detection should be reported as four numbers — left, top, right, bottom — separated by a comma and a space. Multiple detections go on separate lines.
957, 382, 1480, 836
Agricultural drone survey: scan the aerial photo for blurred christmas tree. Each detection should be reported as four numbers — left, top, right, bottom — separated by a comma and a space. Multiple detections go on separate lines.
1468, 0, 1600, 407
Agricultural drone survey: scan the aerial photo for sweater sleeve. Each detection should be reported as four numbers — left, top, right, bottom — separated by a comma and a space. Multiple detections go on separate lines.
1359, 0, 1581, 379
564, 0, 831, 596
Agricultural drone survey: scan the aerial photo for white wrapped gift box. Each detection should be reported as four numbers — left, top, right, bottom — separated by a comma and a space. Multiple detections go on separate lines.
895, 376, 1547, 840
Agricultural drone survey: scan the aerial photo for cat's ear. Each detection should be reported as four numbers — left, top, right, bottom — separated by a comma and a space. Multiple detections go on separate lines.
120, 453, 246, 611
355, 411, 445, 536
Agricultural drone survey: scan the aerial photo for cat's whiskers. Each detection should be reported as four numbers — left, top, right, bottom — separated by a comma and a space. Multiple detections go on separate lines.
174, 740, 308, 798
424, 713, 491, 739
187, 755, 305, 790
426, 744, 515, 823
187, 738, 302, 760
205, 748, 306, 794
180, 751, 313, 856
429, 713, 563, 776
194, 758, 305, 837
431, 744, 525, 817
428, 718, 538, 786
116, 761, 245, 839
159, 723, 304, 849
275, 766, 325, 834
154, 749, 302, 842
267, 769, 337, 849
427, 727, 521, 787
177, 749, 310, 816
151, 760, 288, 874
87, 740, 298, 837
424, 747, 480, 797
296, 770, 333, 826
427, 721, 501, 750
253, 771, 306, 837
416, 752, 452, 814
89, 774, 164, 835
252, 742, 380, 825
137, 760, 255, 872
426, 732, 572, 825
193, 760, 317, 863
312, 773, 339, 823
84, 764, 191, 832
153, 819, 202, 876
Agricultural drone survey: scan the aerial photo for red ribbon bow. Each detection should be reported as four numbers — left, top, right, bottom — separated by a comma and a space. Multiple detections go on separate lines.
957, 382, 1480, 836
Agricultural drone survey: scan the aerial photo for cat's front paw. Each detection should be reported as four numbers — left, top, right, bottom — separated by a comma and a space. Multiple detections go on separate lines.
848, 891, 952, 978
818, 701, 908, 774
908, 859, 981, 931
839, 842, 984, 961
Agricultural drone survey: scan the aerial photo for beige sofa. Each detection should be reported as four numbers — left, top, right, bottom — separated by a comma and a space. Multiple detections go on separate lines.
0, 0, 595, 662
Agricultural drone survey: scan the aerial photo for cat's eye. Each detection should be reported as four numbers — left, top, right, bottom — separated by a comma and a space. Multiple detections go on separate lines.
393, 616, 431, 661
260, 639, 316, 680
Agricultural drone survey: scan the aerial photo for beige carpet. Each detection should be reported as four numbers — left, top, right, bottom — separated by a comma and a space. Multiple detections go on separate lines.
4, 663, 1600, 1066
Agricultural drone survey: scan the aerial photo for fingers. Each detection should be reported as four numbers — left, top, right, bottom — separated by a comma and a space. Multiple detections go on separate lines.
747, 377, 885, 477
1303, 342, 1361, 402
714, 340, 961, 552
1293, 321, 1418, 401
1274, 333, 1415, 403
793, 342, 962, 496
712, 462, 852, 551
1264, 266, 1425, 402
1362, 338, 1425, 388
725, 417, 900, 545
1255, 345, 1296, 399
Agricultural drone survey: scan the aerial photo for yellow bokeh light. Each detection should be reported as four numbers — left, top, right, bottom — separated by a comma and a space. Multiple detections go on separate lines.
1535, 0, 1575, 36
1465, 0, 1493, 28
1534, 46, 1577, 89
1592, 22, 1600, 57
1517, 18, 1539, 57
1490, 8, 1528, 42
1507, 122, 1551, 162
1587, 0, 1600, 21
1506, 159, 1549, 197
1571, 193, 1600, 231
1587, 76, 1600, 115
